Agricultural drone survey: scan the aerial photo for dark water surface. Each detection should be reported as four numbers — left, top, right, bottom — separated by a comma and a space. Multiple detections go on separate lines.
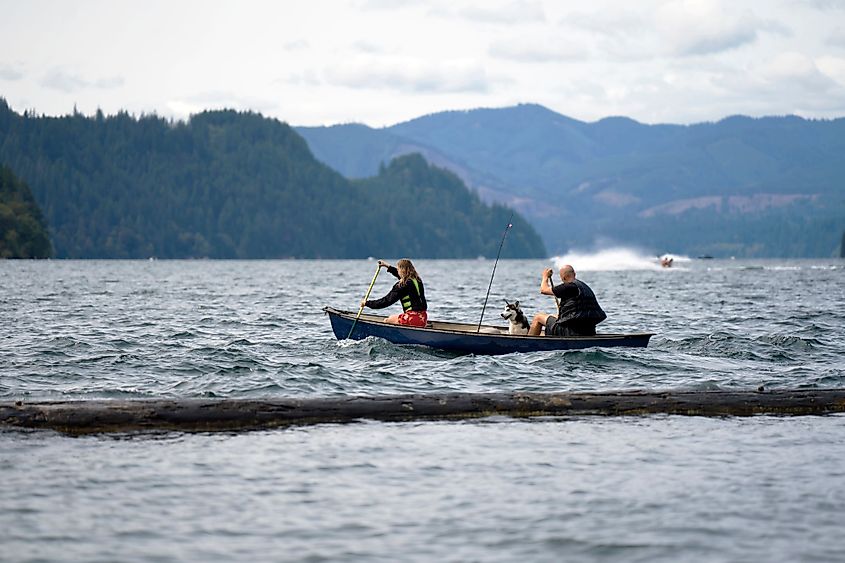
2, 257, 844, 562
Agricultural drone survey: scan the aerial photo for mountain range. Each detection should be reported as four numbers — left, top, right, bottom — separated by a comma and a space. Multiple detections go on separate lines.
297, 104, 845, 258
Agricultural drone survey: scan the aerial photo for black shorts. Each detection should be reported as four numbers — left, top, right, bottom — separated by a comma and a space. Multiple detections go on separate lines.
546, 316, 597, 337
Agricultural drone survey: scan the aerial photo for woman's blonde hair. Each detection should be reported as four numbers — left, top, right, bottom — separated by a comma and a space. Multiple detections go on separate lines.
396, 259, 421, 287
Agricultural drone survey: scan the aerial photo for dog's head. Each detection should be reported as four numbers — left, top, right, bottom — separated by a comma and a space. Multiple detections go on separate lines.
501, 300, 522, 322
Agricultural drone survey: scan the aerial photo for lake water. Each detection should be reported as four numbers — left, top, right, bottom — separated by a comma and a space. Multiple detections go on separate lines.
2, 254, 844, 562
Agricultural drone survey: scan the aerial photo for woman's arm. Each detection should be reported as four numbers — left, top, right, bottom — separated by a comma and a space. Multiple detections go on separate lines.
365, 284, 402, 309
377, 259, 400, 279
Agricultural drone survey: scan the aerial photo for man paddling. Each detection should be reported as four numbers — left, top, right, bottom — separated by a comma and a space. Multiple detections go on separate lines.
529, 265, 606, 336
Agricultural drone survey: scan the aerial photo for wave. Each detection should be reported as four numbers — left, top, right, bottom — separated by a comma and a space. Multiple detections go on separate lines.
552, 247, 691, 271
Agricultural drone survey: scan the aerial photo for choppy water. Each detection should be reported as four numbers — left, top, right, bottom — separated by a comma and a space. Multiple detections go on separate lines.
2, 256, 844, 562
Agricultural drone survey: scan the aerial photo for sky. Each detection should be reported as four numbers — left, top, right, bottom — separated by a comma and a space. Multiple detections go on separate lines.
2, 0, 845, 127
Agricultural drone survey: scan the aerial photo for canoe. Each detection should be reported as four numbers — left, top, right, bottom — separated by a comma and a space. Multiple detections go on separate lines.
324, 306, 653, 355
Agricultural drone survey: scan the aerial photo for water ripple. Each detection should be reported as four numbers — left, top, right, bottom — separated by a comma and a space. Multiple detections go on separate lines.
2, 258, 844, 399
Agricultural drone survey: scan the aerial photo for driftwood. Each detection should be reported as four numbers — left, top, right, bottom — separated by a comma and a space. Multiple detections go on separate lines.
2, 388, 845, 434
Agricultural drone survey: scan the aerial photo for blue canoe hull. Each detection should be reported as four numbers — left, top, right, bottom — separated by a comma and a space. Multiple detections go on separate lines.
324, 307, 653, 355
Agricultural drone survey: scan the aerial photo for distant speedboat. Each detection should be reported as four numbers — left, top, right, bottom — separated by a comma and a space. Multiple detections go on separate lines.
324, 307, 653, 355
660, 256, 674, 268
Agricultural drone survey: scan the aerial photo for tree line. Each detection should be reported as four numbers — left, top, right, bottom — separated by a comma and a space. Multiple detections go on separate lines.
0, 99, 546, 259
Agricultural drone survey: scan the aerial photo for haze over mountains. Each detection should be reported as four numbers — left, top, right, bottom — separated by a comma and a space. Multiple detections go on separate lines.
298, 104, 845, 258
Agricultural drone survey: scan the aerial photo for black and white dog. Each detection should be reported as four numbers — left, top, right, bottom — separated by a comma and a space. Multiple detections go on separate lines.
501, 300, 530, 335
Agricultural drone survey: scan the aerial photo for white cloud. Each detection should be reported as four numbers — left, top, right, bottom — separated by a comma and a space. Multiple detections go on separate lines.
433, 1, 546, 24
41, 69, 87, 92
817, 55, 845, 85
322, 58, 494, 94
826, 27, 845, 48
0, 64, 24, 81
283, 39, 309, 51
796, 0, 845, 10
166, 91, 278, 118
488, 38, 589, 62
352, 40, 387, 54
2, 1, 845, 126
357, 0, 419, 10
561, 9, 648, 37
761, 51, 838, 90
655, 0, 761, 56
41, 68, 124, 93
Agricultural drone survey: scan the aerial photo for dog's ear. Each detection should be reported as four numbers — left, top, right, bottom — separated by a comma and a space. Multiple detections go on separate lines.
503, 299, 510, 306
514, 300, 519, 308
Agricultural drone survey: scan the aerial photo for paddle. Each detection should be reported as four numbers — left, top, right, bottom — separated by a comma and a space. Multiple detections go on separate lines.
533, 269, 562, 337
347, 263, 381, 339
547, 270, 560, 309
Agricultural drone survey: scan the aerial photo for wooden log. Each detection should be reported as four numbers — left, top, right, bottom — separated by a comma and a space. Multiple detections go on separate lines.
2, 388, 845, 434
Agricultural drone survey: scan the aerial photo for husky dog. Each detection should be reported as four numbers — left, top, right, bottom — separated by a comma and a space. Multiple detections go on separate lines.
501, 300, 530, 335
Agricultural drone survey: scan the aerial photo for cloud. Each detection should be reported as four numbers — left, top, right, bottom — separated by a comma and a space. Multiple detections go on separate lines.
93, 76, 124, 89
357, 0, 419, 10
284, 39, 309, 51
761, 52, 838, 91
488, 39, 588, 63
561, 3, 780, 61
41, 68, 124, 92
826, 27, 845, 48
352, 40, 387, 54
817, 55, 845, 86
321, 58, 493, 93
0, 64, 24, 81
796, 0, 845, 10
693, 53, 845, 117
558, 10, 656, 61
166, 91, 279, 117
41, 69, 86, 92
655, 0, 763, 56
433, 1, 546, 24
562, 8, 649, 37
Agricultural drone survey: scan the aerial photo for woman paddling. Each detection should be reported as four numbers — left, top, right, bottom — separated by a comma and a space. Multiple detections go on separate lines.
360, 259, 428, 327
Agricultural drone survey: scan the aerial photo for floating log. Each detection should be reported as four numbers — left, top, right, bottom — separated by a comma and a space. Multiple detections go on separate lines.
2, 388, 845, 434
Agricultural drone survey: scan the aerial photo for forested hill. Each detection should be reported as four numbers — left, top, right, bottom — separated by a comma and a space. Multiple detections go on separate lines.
0, 164, 51, 258
354, 154, 543, 258
0, 100, 545, 259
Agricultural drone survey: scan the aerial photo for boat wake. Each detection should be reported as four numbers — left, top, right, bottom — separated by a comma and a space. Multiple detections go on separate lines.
552, 247, 691, 271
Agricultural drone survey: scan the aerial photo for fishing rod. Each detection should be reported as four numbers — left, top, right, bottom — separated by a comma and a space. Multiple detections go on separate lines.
477, 213, 513, 333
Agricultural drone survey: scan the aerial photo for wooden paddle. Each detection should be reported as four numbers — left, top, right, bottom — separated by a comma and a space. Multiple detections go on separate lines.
347, 263, 381, 339
548, 270, 561, 309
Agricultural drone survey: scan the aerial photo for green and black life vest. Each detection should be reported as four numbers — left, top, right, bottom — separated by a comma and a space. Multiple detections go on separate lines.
400, 278, 425, 312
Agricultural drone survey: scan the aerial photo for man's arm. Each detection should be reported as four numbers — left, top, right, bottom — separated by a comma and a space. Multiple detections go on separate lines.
539, 268, 555, 296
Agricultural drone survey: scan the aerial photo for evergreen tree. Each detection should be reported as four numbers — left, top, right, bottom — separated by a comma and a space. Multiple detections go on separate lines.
0, 164, 52, 258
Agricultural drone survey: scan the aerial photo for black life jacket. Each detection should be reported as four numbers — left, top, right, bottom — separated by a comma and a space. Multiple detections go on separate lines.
400, 278, 427, 312
557, 279, 607, 324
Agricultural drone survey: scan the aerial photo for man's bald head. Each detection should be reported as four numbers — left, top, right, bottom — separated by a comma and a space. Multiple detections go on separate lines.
559, 264, 575, 281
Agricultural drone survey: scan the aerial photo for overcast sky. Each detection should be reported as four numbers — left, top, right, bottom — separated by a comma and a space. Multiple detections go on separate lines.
2, 0, 845, 127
